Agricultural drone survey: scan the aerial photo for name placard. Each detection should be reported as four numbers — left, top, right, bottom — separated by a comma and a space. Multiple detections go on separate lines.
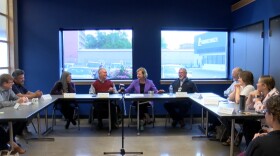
21, 102, 32, 105
97, 93, 110, 98
63, 93, 76, 98
203, 98, 219, 105
14, 103, 20, 109
217, 106, 235, 114
41, 94, 52, 100
175, 92, 188, 97
192, 93, 203, 99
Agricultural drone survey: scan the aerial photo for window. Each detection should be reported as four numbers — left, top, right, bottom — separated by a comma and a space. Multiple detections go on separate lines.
61, 29, 133, 80
0, 0, 14, 75
161, 30, 228, 79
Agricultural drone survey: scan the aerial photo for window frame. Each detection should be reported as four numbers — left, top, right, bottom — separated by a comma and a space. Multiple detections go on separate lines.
160, 29, 229, 80
59, 28, 133, 81
0, 0, 16, 74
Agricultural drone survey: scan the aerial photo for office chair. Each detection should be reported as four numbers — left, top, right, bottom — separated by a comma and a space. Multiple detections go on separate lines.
90, 101, 120, 129
51, 102, 80, 130
165, 102, 193, 129
128, 102, 155, 128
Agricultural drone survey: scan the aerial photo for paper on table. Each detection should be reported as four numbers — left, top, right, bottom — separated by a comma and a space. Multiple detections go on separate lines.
128, 94, 144, 97
20, 102, 32, 105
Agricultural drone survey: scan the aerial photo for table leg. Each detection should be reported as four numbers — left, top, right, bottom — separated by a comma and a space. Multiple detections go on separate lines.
45, 109, 48, 129
205, 111, 208, 136
201, 108, 204, 128
230, 119, 235, 156
8, 122, 14, 151
137, 101, 140, 135
108, 100, 111, 135
192, 110, 209, 139
26, 113, 55, 142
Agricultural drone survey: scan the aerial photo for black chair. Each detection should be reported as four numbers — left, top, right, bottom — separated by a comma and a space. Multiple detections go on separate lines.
51, 103, 80, 130
128, 102, 155, 128
165, 103, 193, 129
89, 101, 120, 129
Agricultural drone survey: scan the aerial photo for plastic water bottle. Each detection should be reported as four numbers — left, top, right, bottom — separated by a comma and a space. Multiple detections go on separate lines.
169, 85, 173, 95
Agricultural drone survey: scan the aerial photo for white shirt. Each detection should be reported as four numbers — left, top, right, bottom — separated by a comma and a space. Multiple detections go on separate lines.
224, 81, 237, 97
240, 85, 255, 97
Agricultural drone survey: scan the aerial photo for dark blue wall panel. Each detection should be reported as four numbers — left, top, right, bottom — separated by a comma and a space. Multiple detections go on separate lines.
231, 0, 280, 75
17, 0, 232, 116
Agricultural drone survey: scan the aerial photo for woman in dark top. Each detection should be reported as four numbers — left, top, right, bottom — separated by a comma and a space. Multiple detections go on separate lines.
244, 95, 280, 156
50, 71, 77, 129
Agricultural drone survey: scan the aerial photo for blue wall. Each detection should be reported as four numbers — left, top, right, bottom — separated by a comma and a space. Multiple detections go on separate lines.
231, 0, 280, 74
17, 0, 232, 116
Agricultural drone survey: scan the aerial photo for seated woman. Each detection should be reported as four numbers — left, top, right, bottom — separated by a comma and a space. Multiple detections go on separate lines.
243, 95, 280, 156
243, 75, 279, 146
222, 71, 255, 146
228, 70, 255, 104
50, 71, 77, 129
0, 74, 26, 154
123, 67, 164, 129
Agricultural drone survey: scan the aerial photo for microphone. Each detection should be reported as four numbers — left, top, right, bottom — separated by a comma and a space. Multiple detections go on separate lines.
119, 84, 125, 93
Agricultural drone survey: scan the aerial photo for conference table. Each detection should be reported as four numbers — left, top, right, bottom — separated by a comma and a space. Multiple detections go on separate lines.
124, 93, 190, 135
0, 93, 265, 156
0, 96, 57, 153
188, 93, 265, 156
52, 93, 190, 135
51, 94, 122, 135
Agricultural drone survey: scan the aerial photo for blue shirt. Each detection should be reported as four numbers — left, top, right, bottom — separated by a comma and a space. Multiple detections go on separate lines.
12, 83, 28, 95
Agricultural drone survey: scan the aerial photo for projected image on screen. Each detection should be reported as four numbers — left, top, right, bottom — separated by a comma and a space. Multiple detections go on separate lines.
161, 30, 228, 79
62, 29, 133, 80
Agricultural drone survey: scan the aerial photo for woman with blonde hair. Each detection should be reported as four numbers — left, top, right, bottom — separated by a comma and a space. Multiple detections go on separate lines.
246, 75, 279, 111
124, 67, 164, 129
243, 75, 279, 146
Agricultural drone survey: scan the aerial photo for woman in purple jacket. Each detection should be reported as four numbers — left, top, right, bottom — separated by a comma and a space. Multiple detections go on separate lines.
124, 67, 164, 125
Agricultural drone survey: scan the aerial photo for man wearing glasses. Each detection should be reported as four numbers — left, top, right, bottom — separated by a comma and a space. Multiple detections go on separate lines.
12, 69, 43, 99
164, 68, 198, 128
0, 73, 28, 154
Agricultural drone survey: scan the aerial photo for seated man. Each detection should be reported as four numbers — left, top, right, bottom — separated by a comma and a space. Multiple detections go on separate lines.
12, 69, 43, 99
164, 68, 198, 128
224, 67, 242, 97
89, 68, 118, 129
12, 69, 43, 133
0, 74, 27, 154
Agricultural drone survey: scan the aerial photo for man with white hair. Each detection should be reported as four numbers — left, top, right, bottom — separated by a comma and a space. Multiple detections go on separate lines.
164, 68, 198, 128
224, 67, 243, 97
89, 68, 118, 129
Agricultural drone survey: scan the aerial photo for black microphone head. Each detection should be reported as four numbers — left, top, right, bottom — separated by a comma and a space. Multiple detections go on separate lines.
119, 84, 125, 93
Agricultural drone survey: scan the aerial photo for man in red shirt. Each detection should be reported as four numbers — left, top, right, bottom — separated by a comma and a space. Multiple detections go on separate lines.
89, 68, 118, 129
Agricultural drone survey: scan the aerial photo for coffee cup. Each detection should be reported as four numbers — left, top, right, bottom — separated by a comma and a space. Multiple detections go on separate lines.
239, 95, 245, 112
148, 91, 154, 95
32, 98, 39, 104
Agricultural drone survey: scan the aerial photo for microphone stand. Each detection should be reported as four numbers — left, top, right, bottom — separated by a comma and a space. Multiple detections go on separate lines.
104, 92, 143, 156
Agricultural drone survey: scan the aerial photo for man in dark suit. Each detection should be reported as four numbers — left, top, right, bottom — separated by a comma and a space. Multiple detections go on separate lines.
164, 68, 198, 128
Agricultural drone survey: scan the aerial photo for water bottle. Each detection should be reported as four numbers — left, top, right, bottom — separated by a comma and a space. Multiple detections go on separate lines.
169, 85, 173, 95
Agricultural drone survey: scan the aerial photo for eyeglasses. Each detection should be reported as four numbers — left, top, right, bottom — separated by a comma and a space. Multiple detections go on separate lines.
8, 81, 14, 84
262, 109, 268, 114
